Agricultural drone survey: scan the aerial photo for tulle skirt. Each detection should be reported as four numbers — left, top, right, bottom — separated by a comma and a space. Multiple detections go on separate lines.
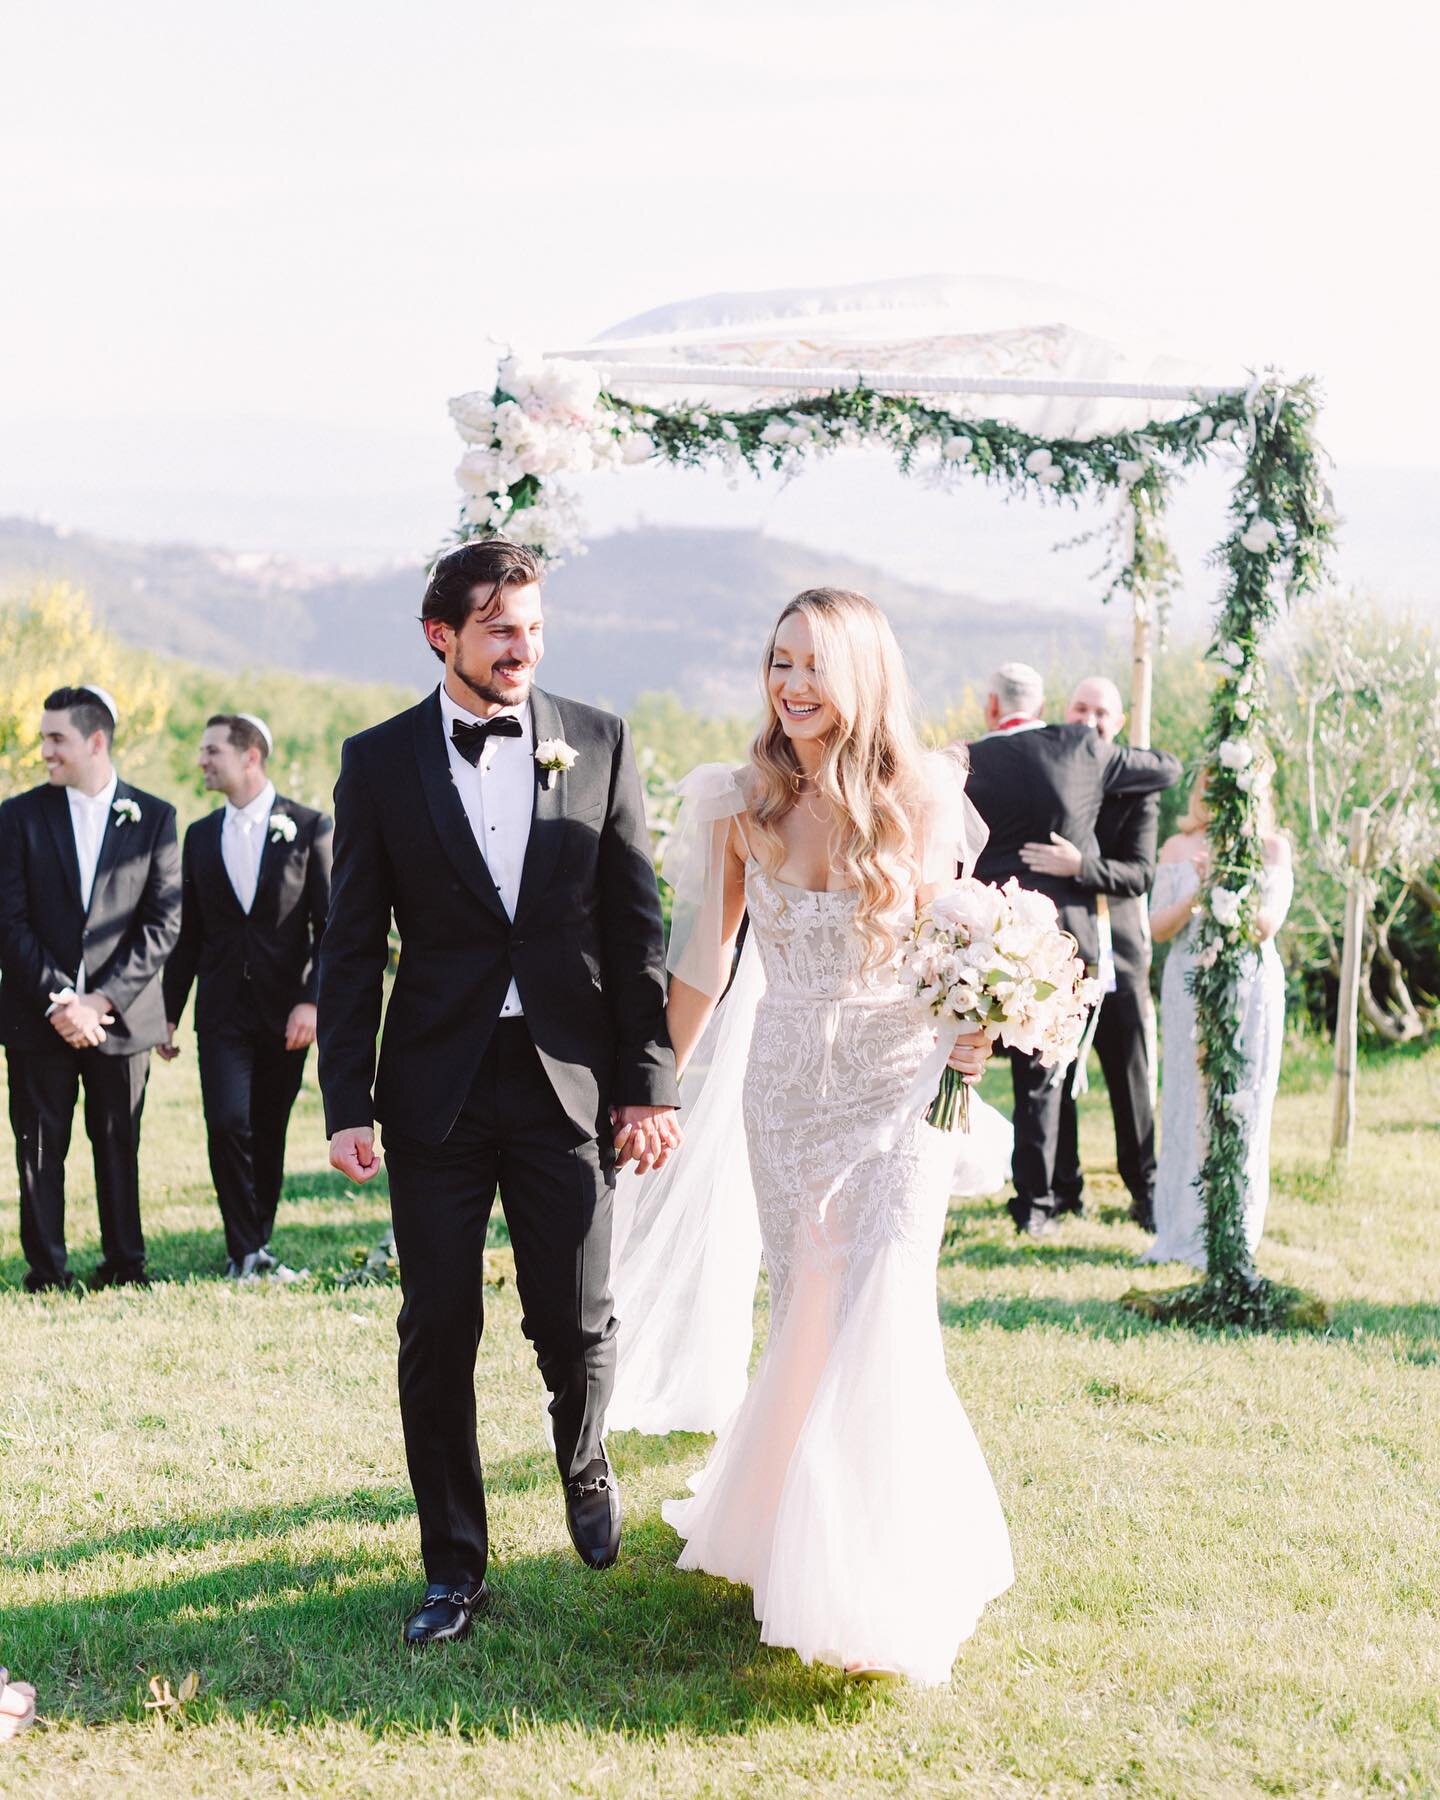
663, 1113, 1014, 1686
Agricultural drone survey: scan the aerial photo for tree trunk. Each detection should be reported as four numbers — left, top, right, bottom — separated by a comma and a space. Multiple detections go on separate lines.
1330, 809, 1369, 1159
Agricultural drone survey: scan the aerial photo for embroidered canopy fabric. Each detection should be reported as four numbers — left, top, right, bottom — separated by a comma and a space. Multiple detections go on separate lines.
549, 272, 1238, 437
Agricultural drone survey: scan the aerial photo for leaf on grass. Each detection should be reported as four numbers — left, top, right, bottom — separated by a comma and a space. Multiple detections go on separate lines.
178, 1671, 200, 1703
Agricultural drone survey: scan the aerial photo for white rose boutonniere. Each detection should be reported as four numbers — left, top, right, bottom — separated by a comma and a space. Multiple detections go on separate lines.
535, 738, 579, 791
113, 797, 141, 826
268, 813, 298, 844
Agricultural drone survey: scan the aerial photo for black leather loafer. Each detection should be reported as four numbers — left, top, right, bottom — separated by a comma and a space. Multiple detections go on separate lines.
88, 1263, 151, 1290
565, 1465, 622, 1569
1128, 1199, 1156, 1232
402, 1580, 489, 1646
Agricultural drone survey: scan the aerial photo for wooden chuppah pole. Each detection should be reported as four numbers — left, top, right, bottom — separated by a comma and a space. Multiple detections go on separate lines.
1130, 595, 1153, 747
1330, 808, 1370, 1160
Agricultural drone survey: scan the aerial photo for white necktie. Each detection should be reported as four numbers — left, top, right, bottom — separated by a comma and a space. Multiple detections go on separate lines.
237, 816, 261, 911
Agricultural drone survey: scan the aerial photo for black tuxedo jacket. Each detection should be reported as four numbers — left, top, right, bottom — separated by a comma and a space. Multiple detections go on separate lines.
163, 795, 333, 1039
316, 687, 679, 1146
0, 778, 181, 1056
1076, 787, 1160, 989
965, 724, 1180, 965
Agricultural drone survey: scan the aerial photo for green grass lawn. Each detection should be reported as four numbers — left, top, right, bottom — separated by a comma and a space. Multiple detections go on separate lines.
2, 1039, 1438, 1796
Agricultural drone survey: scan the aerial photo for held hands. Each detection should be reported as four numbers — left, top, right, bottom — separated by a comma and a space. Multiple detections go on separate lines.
156, 1021, 181, 1062
285, 1003, 318, 1051
330, 1127, 383, 1184
611, 1105, 683, 1175
48, 992, 115, 1049
1019, 832, 1084, 880
946, 1026, 993, 1085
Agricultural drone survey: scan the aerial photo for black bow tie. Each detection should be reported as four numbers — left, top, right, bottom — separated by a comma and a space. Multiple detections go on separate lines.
451, 714, 523, 766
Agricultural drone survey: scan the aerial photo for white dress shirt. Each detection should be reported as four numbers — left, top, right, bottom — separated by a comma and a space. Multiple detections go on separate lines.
978, 716, 1048, 740
65, 772, 118, 994
222, 781, 276, 914
438, 684, 533, 1018
68, 773, 119, 913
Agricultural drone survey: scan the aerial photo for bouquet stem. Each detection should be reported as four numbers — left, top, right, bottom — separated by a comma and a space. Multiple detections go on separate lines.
926, 1064, 972, 1133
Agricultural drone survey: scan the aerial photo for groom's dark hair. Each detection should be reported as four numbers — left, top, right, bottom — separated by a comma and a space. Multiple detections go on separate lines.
420, 538, 542, 662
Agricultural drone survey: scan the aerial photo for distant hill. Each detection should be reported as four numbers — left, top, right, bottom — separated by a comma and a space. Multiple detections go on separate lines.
0, 517, 1108, 714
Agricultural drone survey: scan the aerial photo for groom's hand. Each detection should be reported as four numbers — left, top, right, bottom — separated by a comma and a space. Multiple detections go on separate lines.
612, 1105, 682, 1175
330, 1127, 383, 1184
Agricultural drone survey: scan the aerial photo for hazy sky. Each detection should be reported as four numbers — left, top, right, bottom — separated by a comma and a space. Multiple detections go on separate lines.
4, 0, 1437, 583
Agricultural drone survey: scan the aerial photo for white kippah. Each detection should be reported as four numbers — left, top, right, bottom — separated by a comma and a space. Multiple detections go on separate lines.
79, 684, 119, 726
235, 711, 274, 754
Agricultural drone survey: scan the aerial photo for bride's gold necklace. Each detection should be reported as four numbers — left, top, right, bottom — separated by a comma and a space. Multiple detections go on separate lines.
789, 768, 831, 826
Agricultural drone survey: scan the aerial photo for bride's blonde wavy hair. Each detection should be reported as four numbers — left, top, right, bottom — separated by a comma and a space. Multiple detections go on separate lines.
748, 588, 928, 971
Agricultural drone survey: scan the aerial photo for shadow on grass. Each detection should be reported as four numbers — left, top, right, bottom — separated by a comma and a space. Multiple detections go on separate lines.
0, 1206, 523, 1290
279, 1167, 391, 1204
11, 1485, 418, 1574
943, 1238, 1142, 1272
941, 1198, 1145, 1271
0, 1218, 395, 1291
941, 1293, 1150, 1339
1325, 1299, 1440, 1357
8, 1484, 867, 1735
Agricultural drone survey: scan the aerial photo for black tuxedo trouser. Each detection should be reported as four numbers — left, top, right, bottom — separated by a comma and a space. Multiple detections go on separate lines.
1007, 1044, 1069, 1223
6, 1045, 150, 1285
197, 1004, 308, 1262
1054, 983, 1156, 1213
382, 1019, 617, 1588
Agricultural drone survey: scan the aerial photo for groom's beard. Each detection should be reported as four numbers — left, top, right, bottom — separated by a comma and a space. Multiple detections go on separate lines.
453, 652, 534, 711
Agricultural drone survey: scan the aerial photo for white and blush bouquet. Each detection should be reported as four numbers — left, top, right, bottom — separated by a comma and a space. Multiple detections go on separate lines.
897, 876, 1099, 1131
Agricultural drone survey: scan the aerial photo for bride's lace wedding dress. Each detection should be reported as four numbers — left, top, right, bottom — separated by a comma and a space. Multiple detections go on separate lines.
614, 760, 1013, 1685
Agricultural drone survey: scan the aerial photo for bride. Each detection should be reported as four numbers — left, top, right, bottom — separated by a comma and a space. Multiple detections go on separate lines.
611, 587, 1014, 1685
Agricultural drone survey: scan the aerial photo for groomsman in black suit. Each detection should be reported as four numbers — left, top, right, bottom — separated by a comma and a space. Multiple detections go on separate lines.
1020, 678, 1161, 1230
0, 686, 181, 1290
318, 538, 680, 1645
966, 664, 1179, 1238
161, 714, 332, 1281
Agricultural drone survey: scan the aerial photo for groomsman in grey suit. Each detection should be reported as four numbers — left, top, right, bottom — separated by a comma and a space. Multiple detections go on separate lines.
0, 686, 180, 1290
161, 713, 332, 1281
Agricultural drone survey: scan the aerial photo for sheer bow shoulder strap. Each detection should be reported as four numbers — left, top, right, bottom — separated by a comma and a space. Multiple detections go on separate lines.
662, 761, 750, 999
919, 747, 990, 886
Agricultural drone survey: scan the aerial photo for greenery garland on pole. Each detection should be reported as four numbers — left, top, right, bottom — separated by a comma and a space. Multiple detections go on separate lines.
445, 355, 1337, 1329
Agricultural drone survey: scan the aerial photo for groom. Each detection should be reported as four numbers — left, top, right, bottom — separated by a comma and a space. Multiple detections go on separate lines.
318, 537, 681, 1645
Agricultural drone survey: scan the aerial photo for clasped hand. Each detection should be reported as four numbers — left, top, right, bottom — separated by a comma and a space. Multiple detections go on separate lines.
611, 1105, 682, 1175
48, 993, 114, 1049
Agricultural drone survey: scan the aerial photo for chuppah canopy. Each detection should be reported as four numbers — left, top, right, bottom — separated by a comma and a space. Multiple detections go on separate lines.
550, 272, 1239, 437
442, 274, 1335, 1327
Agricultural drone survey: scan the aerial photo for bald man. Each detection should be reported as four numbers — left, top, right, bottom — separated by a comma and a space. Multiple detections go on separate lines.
1019, 677, 1160, 1230
969, 664, 1179, 1238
